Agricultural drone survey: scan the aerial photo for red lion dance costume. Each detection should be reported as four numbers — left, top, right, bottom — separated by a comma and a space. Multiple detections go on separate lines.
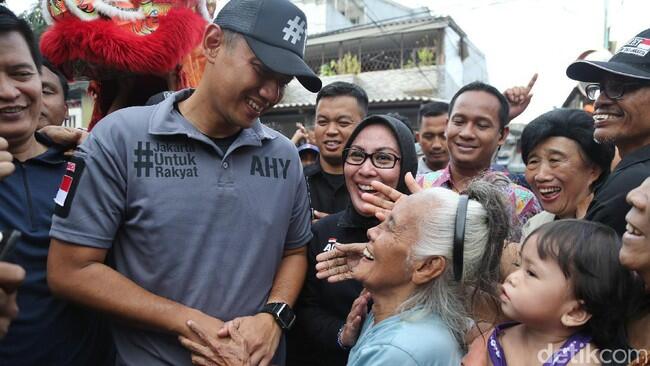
39, 0, 211, 129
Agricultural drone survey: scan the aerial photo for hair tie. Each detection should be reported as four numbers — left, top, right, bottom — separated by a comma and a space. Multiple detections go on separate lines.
453, 195, 469, 281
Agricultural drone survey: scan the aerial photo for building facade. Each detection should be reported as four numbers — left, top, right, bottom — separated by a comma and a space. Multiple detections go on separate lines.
261, 14, 487, 135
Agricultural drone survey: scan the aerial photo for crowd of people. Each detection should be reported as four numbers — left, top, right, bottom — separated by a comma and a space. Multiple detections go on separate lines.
0, 0, 649, 365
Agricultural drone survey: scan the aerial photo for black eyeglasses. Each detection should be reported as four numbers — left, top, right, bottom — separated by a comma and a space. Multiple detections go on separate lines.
585, 81, 650, 101
343, 148, 401, 169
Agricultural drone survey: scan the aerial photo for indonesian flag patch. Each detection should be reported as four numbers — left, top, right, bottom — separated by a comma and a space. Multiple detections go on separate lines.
619, 37, 650, 57
54, 156, 85, 218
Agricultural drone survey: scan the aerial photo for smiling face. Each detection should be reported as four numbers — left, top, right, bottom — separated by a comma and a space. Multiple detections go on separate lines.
500, 235, 579, 329
620, 178, 650, 281
344, 123, 401, 216
0, 31, 41, 145
447, 91, 507, 172
38, 65, 67, 128
202, 27, 291, 135
353, 194, 420, 293
524, 137, 600, 219
314, 96, 364, 168
592, 76, 650, 157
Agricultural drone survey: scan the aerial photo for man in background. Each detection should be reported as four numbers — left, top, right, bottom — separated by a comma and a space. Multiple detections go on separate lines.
38, 59, 69, 128
306, 81, 368, 218
416, 101, 449, 174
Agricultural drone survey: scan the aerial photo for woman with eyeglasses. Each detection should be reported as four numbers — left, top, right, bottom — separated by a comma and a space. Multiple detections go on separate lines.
286, 115, 418, 366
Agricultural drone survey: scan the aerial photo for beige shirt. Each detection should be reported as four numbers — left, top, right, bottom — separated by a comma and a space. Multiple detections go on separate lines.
520, 210, 556, 242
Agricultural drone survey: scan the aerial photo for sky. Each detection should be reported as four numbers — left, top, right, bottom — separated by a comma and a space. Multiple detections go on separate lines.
6, 0, 650, 124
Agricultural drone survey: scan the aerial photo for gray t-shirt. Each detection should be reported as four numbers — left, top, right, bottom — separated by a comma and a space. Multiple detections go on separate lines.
50, 90, 312, 365
417, 158, 434, 175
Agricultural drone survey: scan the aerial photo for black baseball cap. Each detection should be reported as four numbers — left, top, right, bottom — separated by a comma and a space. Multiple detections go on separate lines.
297, 143, 319, 155
567, 28, 650, 82
215, 0, 322, 93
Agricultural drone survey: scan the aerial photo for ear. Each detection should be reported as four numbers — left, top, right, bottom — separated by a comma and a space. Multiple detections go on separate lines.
560, 300, 592, 328
497, 126, 509, 146
412, 256, 446, 285
203, 24, 225, 62
415, 131, 421, 143
586, 164, 602, 188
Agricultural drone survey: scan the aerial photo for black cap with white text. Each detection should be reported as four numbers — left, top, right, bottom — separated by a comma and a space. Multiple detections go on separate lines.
567, 28, 650, 82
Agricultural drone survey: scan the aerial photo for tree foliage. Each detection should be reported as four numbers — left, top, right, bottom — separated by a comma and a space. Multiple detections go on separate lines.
20, 2, 47, 42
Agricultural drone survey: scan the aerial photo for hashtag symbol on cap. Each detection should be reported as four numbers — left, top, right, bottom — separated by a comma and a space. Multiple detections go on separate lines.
282, 16, 306, 45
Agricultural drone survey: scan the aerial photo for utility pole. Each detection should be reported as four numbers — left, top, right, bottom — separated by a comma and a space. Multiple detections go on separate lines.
603, 0, 610, 50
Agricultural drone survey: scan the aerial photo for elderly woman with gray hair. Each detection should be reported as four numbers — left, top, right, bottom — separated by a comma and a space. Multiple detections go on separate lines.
316, 181, 511, 365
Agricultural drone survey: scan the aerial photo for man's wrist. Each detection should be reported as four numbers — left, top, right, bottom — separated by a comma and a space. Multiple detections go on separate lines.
260, 302, 296, 331
173, 306, 202, 336
257, 312, 279, 329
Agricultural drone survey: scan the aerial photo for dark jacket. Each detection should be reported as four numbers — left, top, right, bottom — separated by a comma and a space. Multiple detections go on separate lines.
586, 144, 650, 236
0, 134, 112, 365
304, 160, 349, 215
287, 115, 418, 366
287, 209, 376, 366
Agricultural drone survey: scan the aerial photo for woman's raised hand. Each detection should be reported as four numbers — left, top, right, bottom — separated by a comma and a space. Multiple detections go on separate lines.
315, 243, 366, 283
339, 290, 372, 348
361, 172, 421, 221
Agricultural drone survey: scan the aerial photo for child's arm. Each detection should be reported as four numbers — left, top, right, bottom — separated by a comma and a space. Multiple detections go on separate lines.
462, 328, 492, 366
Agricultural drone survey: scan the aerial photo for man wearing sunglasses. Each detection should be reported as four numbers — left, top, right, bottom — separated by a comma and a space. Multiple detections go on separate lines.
567, 28, 650, 236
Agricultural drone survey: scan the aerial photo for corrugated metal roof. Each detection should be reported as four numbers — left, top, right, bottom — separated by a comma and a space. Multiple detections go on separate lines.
273, 65, 446, 110
273, 95, 443, 110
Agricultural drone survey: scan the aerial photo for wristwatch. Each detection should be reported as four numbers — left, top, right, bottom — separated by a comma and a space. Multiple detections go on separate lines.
260, 302, 296, 331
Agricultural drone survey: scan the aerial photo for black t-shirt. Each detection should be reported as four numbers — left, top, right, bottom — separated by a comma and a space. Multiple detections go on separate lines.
208, 130, 242, 156
174, 101, 242, 155
304, 161, 349, 214
586, 144, 650, 236
322, 170, 343, 187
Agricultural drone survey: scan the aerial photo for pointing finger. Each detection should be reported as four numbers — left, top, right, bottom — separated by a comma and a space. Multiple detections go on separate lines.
526, 73, 538, 91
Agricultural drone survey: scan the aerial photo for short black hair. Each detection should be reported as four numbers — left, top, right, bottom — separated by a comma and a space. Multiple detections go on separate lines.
315, 81, 369, 116
521, 108, 614, 191
0, 6, 42, 70
449, 81, 509, 130
42, 59, 69, 100
525, 220, 644, 351
385, 112, 414, 134
418, 101, 449, 124
221, 28, 243, 49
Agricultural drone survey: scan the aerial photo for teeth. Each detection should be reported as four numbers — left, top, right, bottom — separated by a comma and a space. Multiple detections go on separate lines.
247, 99, 262, 112
593, 114, 617, 122
325, 141, 339, 148
0, 107, 24, 113
626, 223, 643, 236
539, 187, 561, 194
358, 184, 376, 193
363, 247, 374, 260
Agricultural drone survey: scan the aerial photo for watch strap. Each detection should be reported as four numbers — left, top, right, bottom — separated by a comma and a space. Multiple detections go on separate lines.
261, 302, 295, 330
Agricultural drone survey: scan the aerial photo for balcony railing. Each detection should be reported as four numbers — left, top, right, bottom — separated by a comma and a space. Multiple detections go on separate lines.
305, 45, 437, 75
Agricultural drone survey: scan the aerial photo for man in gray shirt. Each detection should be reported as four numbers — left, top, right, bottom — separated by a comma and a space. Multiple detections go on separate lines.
415, 101, 450, 174
47, 0, 321, 365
